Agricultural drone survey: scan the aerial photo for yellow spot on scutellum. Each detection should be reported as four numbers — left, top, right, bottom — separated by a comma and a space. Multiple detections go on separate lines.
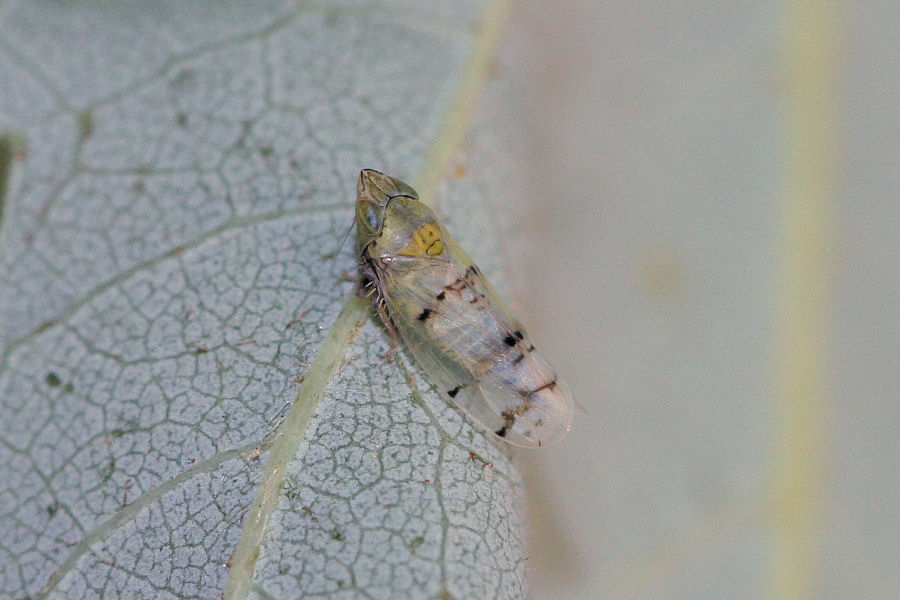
398, 220, 444, 257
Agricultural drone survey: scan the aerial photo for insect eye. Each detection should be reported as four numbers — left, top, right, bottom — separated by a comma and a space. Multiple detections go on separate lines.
359, 203, 381, 232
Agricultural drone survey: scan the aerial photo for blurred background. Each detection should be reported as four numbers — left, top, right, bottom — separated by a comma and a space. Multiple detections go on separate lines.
494, 1, 898, 599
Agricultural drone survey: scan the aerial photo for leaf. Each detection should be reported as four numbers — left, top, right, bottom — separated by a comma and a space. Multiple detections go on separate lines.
0, 1, 526, 599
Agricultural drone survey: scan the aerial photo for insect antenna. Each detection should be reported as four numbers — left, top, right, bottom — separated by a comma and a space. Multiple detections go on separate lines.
328, 216, 357, 276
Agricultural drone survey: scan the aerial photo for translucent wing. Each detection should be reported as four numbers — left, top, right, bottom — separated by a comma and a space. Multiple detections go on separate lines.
377, 239, 573, 447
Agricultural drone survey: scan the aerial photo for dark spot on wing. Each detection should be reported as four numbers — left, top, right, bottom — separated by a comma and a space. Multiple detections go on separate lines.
514, 330, 524, 340
512, 352, 525, 364
447, 386, 460, 398
436, 290, 446, 301
418, 308, 433, 321
532, 378, 558, 394
503, 334, 517, 346
527, 344, 536, 352
495, 408, 520, 439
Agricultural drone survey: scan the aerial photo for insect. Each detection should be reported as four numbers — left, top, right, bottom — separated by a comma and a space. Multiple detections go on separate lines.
355, 169, 574, 448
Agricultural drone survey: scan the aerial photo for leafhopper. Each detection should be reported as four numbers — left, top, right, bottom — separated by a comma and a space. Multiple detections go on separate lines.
356, 170, 573, 447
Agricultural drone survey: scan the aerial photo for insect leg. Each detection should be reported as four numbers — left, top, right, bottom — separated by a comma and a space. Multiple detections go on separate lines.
373, 297, 400, 362
356, 263, 378, 299
359, 261, 400, 361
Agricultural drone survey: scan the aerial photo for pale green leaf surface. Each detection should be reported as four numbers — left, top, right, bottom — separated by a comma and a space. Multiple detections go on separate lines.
0, 1, 525, 599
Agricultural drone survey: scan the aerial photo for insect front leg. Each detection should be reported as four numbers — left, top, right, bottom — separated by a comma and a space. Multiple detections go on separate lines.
372, 297, 400, 362
356, 263, 378, 299
359, 262, 400, 361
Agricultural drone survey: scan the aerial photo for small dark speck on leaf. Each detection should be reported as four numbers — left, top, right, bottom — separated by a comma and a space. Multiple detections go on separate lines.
468, 451, 493, 468
46, 502, 58, 517
63, 383, 74, 393
45, 372, 61, 387
78, 110, 93, 140
285, 313, 307, 329
100, 459, 116, 482
175, 113, 188, 127
170, 68, 196, 90
0, 132, 14, 225
331, 529, 343, 541
259, 146, 274, 157
35, 320, 55, 334
409, 536, 425, 552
